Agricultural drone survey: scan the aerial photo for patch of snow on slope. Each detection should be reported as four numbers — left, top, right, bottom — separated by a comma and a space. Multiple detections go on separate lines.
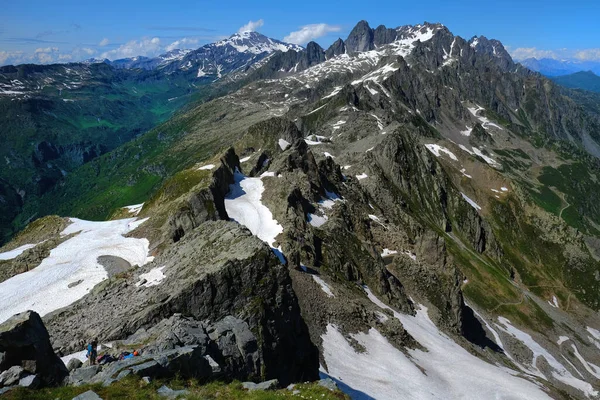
460, 168, 472, 178
323, 86, 342, 99
198, 164, 215, 171
425, 144, 458, 161
320, 287, 553, 400
0, 243, 39, 261
496, 317, 598, 397
472, 147, 500, 167
313, 276, 334, 297
224, 171, 284, 263
136, 266, 166, 287
458, 144, 474, 155
0, 217, 151, 323
61, 350, 88, 365
461, 193, 482, 211
123, 203, 144, 216
468, 105, 503, 130
356, 173, 368, 180
460, 126, 473, 136
558, 336, 570, 345
307, 213, 328, 228
381, 249, 398, 257
548, 295, 559, 308
278, 138, 290, 150
323, 152, 335, 159
571, 344, 600, 379
239, 155, 252, 162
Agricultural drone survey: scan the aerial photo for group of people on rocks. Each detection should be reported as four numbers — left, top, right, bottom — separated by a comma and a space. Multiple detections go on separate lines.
86, 338, 140, 365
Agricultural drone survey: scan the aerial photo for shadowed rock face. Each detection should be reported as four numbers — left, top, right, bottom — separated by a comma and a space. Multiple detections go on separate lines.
0, 311, 68, 386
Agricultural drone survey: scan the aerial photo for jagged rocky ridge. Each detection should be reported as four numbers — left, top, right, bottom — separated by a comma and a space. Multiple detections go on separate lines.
1, 19, 600, 399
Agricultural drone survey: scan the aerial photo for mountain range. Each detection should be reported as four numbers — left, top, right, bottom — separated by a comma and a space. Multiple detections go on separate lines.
519, 57, 600, 76
1, 19, 600, 399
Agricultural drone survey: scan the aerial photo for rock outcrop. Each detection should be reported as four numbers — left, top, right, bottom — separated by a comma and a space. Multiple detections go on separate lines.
0, 311, 68, 386
45, 221, 318, 386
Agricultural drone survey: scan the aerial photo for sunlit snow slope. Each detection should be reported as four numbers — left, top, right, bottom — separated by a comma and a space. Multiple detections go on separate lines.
0, 217, 151, 323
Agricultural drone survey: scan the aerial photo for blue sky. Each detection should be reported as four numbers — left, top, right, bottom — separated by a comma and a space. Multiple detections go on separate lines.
1, 0, 599, 66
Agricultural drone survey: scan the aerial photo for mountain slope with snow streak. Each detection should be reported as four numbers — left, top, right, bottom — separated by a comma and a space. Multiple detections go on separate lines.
320, 287, 552, 400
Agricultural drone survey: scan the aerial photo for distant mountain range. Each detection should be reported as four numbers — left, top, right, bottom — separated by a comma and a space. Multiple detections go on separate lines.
551, 70, 600, 93
87, 31, 303, 76
518, 57, 600, 76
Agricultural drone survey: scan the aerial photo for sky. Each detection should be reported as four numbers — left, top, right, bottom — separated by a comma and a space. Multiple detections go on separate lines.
1, 0, 600, 66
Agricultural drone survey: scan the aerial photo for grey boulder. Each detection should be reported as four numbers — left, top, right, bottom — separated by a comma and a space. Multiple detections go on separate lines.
242, 379, 279, 391
318, 378, 338, 391
67, 358, 83, 371
0, 365, 24, 386
0, 311, 68, 386
157, 385, 189, 398
72, 390, 103, 400
19, 374, 41, 388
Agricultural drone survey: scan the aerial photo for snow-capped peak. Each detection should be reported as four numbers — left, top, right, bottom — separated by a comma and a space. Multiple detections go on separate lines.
215, 31, 303, 55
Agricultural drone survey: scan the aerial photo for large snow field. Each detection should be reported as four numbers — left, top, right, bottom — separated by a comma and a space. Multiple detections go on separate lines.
0, 217, 152, 323
320, 287, 553, 400
224, 171, 285, 263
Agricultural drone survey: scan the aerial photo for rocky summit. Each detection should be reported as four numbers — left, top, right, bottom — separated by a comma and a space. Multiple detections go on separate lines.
0, 17, 600, 400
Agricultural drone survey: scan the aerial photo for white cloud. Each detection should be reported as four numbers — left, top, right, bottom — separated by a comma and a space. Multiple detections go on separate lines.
574, 49, 600, 61
283, 23, 341, 45
238, 19, 264, 34
166, 37, 199, 52
33, 47, 60, 64
0, 51, 25, 66
100, 37, 162, 60
99, 38, 110, 47
35, 47, 59, 54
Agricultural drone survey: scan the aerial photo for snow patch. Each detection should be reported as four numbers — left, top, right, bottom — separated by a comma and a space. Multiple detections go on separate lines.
425, 144, 458, 161
278, 138, 290, 151
496, 317, 598, 397
356, 173, 368, 180
307, 213, 328, 228
122, 203, 144, 216
224, 171, 284, 263
321, 287, 553, 400
0, 217, 151, 323
558, 336, 570, 345
313, 275, 334, 297
461, 193, 481, 211
136, 266, 166, 287
381, 249, 398, 257
198, 164, 215, 170
0, 243, 39, 261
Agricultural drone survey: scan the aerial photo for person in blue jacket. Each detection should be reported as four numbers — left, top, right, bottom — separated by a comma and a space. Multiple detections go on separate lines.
87, 338, 98, 365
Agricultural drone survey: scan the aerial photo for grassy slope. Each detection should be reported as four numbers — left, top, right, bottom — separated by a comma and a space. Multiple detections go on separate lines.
1, 376, 348, 400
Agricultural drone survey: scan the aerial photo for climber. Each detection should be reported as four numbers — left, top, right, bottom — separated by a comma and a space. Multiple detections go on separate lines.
87, 338, 98, 365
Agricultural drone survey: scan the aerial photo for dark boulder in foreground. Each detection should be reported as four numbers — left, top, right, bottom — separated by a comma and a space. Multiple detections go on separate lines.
0, 310, 68, 387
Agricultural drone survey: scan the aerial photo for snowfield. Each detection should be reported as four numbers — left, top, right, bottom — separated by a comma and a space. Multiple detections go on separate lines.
0, 217, 152, 323
320, 287, 553, 400
224, 171, 284, 263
